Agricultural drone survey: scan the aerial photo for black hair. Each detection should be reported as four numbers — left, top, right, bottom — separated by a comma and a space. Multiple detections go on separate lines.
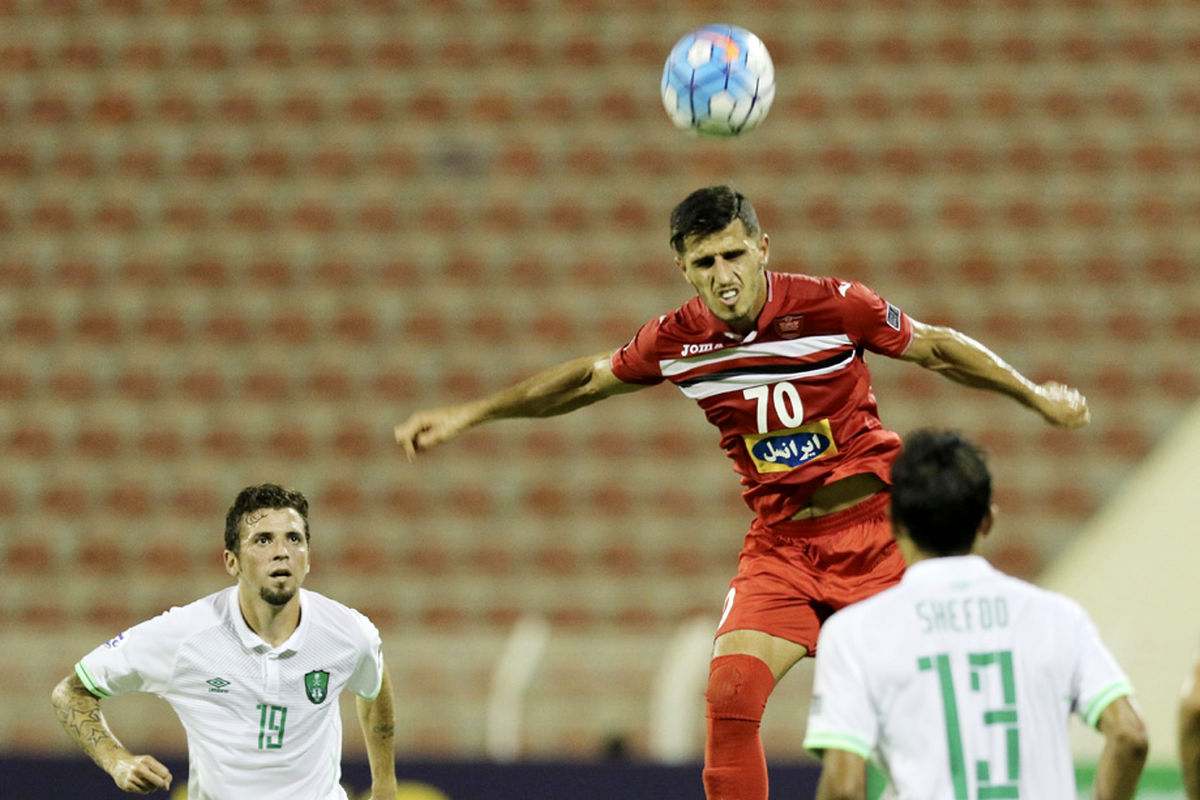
224, 483, 310, 552
669, 185, 762, 254
890, 429, 992, 556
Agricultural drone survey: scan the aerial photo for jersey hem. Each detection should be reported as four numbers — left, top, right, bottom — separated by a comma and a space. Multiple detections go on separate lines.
1083, 680, 1134, 728
802, 730, 872, 760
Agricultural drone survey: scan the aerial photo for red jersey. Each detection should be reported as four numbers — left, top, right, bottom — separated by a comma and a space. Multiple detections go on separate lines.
610, 271, 914, 528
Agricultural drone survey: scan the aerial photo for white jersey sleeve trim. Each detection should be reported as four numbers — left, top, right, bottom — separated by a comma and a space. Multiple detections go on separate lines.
357, 667, 383, 702
74, 661, 111, 699
1083, 680, 1135, 728
803, 730, 872, 760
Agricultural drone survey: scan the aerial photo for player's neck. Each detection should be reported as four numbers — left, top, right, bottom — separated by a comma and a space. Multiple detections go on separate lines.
237, 587, 302, 647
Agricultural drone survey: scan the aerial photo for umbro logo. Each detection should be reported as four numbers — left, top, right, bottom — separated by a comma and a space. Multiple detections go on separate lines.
206, 677, 231, 693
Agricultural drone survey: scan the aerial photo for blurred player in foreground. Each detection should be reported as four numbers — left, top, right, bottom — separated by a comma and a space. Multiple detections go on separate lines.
1180, 649, 1200, 799
394, 185, 1090, 800
804, 429, 1147, 800
50, 484, 398, 799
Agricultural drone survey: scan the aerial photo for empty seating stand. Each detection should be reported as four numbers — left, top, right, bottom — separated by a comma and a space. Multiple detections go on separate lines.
2, 0, 1198, 761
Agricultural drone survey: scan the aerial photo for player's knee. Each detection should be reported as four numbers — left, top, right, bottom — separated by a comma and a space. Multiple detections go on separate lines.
705, 654, 775, 721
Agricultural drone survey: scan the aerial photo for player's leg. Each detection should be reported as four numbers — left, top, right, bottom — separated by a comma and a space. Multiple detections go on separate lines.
703, 628, 808, 800
702, 556, 817, 800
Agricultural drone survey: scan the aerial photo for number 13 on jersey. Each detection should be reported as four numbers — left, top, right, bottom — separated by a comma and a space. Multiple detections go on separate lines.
919, 650, 1020, 800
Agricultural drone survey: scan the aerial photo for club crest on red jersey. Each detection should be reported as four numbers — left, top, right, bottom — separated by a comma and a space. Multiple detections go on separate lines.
773, 315, 805, 339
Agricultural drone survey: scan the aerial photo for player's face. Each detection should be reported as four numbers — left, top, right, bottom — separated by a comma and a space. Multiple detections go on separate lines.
677, 220, 769, 335
225, 507, 311, 606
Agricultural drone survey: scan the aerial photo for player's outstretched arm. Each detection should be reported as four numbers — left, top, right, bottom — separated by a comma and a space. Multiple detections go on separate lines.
394, 349, 642, 459
1179, 659, 1200, 800
356, 663, 397, 800
1095, 696, 1149, 800
50, 673, 173, 794
900, 320, 1090, 428
814, 748, 867, 800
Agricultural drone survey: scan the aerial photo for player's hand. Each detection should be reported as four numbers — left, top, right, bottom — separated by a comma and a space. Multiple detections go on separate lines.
393, 405, 477, 460
110, 753, 172, 793
1034, 382, 1090, 428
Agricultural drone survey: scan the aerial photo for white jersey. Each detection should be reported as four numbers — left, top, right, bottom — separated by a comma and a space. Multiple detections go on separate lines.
75, 587, 384, 800
804, 555, 1133, 800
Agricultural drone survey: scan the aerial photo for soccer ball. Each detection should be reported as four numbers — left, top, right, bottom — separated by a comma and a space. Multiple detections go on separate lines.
661, 24, 775, 137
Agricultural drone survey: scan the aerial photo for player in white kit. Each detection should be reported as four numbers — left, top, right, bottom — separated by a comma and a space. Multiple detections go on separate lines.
51, 483, 398, 799
804, 430, 1147, 800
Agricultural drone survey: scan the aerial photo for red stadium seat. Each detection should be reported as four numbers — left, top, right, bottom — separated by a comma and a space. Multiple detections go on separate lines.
379, 486, 432, 518
171, 486, 221, 519
4, 538, 53, 573
266, 429, 312, 459
197, 425, 244, 461
445, 486, 496, 517
9, 310, 58, 343
86, 602, 137, 630
534, 545, 580, 575
0, 43, 39, 71
177, 369, 226, 402
520, 484, 571, 517
43, 484, 91, 516
9, 424, 57, 459
469, 544, 514, 575
1157, 368, 1199, 400
269, 312, 314, 343
369, 369, 416, 402
329, 424, 377, 459
138, 427, 185, 459
338, 541, 392, 574
73, 426, 122, 459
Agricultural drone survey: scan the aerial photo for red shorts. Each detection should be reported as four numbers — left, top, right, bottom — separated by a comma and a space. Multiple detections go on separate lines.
714, 492, 904, 655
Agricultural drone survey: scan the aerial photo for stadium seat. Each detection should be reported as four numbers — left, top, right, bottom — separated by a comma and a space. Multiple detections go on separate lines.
8, 424, 56, 459
4, 538, 53, 574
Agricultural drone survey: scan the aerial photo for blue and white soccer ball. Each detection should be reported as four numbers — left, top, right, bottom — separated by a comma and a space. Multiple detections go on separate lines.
661, 24, 775, 137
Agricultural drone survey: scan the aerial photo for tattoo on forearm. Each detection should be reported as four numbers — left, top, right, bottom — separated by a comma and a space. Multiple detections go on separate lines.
53, 687, 121, 765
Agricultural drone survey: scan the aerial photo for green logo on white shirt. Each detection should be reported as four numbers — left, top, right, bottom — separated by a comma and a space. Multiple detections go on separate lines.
206, 677, 231, 693
304, 670, 330, 704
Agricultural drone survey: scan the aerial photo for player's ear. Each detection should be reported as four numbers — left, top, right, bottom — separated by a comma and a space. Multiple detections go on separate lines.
223, 548, 239, 577
978, 504, 997, 539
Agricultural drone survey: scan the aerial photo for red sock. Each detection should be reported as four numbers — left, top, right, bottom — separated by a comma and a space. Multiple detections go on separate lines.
702, 653, 777, 800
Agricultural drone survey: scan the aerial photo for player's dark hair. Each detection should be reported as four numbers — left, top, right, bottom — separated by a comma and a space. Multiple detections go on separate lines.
890, 429, 992, 556
224, 483, 310, 552
669, 185, 762, 254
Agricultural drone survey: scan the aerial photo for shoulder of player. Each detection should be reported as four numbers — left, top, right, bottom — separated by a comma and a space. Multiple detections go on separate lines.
1002, 576, 1091, 622
299, 589, 382, 639
104, 589, 229, 655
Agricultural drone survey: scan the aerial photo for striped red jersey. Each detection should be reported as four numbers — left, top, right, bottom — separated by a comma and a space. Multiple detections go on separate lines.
610, 271, 914, 528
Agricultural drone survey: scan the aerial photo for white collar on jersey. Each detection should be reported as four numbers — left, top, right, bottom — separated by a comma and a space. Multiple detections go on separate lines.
227, 586, 310, 656
900, 554, 996, 586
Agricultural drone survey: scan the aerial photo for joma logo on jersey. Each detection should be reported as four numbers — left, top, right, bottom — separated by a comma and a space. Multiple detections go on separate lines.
680, 342, 723, 357
304, 670, 330, 704
742, 420, 838, 473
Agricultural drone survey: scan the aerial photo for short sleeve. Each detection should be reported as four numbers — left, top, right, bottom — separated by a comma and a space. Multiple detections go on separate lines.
346, 610, 385, 701
838, 281, 913, 358
75, 609, 186, 699
1068, 603, 1134, 728
610, 317, 669, 386
803, 616, 877, 759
